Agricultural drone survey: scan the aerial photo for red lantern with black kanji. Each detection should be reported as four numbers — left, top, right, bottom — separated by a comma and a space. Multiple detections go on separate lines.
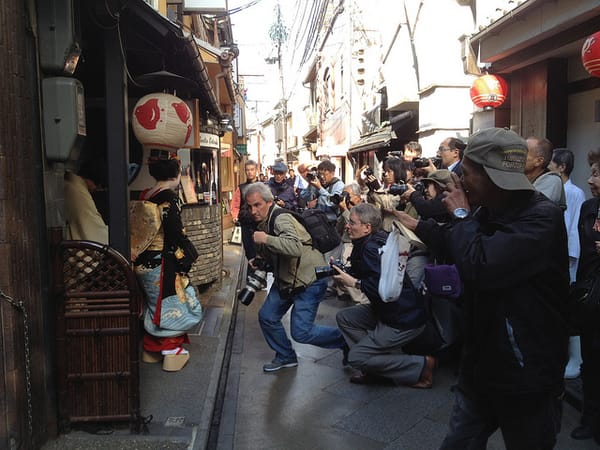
582, 31, 600, 78
470, 74, 508, 110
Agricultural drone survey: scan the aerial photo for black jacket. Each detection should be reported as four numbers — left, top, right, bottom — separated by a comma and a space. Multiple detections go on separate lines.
416, 191, 569, 395
350, 230, 426, 330
575, 197, 600, 341
409, 190, 451, 222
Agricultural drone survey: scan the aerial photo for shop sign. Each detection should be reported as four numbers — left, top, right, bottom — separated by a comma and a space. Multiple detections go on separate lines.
236, 144, 247, 155
199, 132, 219, 149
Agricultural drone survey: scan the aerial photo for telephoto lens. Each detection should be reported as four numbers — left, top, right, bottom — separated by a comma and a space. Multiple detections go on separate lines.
238, 259, 270, 306
388, 182, 409, 196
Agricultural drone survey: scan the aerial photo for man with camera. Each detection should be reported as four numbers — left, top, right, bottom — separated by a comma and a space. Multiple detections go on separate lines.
307, 160, 346, 272
333, 203, 434, 387
391, 127, 569, 449
398, 169, 453, 223
231, 160, 260, 260
331, 183, 369, 304
437, 137, 465, 176
266, 161, 298, 211
244, 182, 346, 372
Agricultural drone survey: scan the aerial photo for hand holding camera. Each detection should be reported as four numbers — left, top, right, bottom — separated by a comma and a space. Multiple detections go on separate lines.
413, 157, 441, 173
360, 167, 381, 191
315, 259, 348, 279
331, 261, 358, 288
330, 191, 351, 209
238, 257, 271, 306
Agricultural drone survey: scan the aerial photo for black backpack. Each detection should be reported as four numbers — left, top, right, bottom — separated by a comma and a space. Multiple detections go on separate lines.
268, 208, 341, 253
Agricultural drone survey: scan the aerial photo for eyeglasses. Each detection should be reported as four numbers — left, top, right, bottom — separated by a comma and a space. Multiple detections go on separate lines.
347, 218, 368, 226
438, 146, 452, 152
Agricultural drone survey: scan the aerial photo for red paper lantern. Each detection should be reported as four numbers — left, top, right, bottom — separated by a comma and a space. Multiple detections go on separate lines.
470, 74, 508, 110
582, 31, 600, 78
131, 92, 192, 149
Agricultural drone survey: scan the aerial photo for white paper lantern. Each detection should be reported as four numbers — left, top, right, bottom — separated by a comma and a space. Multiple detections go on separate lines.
131, 92, 192, 149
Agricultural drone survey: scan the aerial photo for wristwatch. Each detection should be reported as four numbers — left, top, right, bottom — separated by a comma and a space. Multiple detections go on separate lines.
453, 207, 469, 219
354, 279, 362, 290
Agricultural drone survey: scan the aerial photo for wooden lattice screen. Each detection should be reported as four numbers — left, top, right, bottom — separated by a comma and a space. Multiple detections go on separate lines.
54, 240, 141, 433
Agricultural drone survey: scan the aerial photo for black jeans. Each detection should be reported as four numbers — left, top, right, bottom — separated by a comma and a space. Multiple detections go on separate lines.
240, 220, 257, 260
440, 385, 562, 450
580, 330, 600, 438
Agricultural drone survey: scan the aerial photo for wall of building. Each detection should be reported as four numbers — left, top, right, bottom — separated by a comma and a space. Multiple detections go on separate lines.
568, 88, 600, 196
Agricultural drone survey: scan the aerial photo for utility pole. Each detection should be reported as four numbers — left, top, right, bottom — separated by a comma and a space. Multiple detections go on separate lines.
268, 2, 288, 165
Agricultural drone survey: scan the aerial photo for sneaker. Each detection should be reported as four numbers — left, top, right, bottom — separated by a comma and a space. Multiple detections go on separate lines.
263, 357, 298, 372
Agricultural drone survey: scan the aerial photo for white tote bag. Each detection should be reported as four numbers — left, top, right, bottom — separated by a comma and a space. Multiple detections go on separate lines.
378, 223, 411, 302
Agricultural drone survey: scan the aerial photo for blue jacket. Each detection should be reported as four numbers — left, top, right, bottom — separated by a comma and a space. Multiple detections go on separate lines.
267, 178, 298, 211
349, 230, 426, 330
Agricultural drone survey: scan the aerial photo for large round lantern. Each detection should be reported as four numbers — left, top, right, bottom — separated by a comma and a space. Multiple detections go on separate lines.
129, 93, 192, 190
470, 74, 508, 110
132, 92, 192, 149
582, 31, 600, 78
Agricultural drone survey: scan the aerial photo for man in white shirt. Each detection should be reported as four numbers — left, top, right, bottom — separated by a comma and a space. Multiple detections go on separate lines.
549, 148, 586, 379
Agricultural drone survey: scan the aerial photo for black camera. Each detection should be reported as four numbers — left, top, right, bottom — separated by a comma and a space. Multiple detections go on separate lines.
362, 167, 381, 191
413, 157, 442, 169
305, 169, 319, 182
330, 191, 351, 206
315, 259, 347, 279
238, 258, 270, 306
389, 181, 426, 197
413, 181, 425, 194
388, 182, 409, 196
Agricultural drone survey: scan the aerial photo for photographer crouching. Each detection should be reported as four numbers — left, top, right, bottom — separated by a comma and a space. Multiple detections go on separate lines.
244, 182, 346, 372
333, 203, 435, 387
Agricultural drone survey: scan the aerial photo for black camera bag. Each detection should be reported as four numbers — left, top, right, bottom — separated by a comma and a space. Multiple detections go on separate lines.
268, 207, 341, 253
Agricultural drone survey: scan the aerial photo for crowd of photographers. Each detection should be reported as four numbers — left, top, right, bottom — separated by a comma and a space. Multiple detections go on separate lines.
232, 128, 600, 448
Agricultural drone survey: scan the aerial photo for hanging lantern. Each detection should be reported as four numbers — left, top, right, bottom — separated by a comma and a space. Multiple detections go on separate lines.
131, 92, 192, 149
470, 74, 508, 110
582, 31, 600, 78
129, 93, 192, 191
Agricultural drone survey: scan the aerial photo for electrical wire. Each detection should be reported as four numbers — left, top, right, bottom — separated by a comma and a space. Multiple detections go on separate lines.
211, 0, 264, 19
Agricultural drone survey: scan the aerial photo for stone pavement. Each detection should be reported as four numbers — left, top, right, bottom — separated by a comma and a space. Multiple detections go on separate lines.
214, 256, 598, 449
42, 234, 598, 449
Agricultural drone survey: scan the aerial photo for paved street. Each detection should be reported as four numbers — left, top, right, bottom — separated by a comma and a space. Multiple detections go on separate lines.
42, 242, 599, 449
215, 257, 599, 449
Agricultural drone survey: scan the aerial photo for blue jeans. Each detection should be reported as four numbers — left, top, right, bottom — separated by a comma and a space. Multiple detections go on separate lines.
258, 278, 345, 361
440, 385, 562, 450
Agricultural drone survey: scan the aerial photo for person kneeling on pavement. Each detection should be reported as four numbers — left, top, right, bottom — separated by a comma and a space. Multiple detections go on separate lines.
333, 203, 435, 387
245, 182, 347, 372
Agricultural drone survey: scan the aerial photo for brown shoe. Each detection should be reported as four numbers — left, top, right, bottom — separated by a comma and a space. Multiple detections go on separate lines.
411, 355, 435, 389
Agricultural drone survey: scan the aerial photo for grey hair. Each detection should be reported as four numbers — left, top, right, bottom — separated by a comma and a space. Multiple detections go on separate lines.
245, 182, 274, 202
345, 182, 362, 196
245, 159, 258, 168
350, 203, 382, 232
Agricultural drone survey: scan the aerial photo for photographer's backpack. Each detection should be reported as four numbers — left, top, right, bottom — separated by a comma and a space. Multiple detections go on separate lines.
268, 208, 341, 253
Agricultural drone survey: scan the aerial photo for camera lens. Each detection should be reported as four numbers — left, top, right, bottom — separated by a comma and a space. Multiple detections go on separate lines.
238, 264, 269, 306
238, 288, 256, 305
413, 158, 429, 169
315, 265, 336, 279
388, 182, 408, 196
